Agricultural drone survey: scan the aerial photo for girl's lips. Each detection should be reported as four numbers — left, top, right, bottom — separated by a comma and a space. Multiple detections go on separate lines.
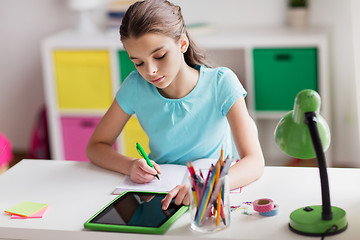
150, 76, 164, 84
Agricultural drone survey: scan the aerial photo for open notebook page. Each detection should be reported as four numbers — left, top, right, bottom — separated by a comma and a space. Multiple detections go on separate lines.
112, 158, 217, 195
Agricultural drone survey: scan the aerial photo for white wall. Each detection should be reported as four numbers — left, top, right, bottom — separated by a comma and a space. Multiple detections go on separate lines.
0, 0, 75, 151
351, 0, 360, 167
1, 0, 359, 166
310, 0, 359, 167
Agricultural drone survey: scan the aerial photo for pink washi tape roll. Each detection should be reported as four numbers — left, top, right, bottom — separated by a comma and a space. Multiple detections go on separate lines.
253, 198, 274, 213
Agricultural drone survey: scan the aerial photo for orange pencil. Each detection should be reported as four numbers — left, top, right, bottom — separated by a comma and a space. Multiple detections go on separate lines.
216, 192, 221, 226
220, 147, 224, 165
214, 161, 221, 226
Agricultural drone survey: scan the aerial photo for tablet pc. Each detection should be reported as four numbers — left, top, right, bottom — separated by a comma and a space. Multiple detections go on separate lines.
84, 191, 189, 234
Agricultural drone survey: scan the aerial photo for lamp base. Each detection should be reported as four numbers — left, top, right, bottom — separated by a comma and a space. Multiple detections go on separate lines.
289, 205, 347, 236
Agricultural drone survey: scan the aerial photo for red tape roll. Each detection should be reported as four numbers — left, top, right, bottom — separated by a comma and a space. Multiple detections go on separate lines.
253, 198, 274, 212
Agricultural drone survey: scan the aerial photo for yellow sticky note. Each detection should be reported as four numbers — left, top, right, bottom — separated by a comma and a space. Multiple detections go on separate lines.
5, 201, 48, 217
11, 206, 48, 219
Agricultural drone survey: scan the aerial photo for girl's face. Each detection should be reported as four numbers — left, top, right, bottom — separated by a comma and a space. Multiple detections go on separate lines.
123, 33, 188, 90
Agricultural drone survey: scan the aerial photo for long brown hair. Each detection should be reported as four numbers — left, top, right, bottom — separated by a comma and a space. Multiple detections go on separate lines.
120, 0, 208, 68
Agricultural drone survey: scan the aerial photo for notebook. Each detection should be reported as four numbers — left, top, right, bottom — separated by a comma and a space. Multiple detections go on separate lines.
112, 158, 218, 195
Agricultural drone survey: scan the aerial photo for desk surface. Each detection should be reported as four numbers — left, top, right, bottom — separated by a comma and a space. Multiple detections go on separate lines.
0, 160, 359, 240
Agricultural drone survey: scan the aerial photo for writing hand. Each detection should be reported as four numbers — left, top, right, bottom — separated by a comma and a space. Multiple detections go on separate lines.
161, 184, 190, 210
130, 158, 161, 184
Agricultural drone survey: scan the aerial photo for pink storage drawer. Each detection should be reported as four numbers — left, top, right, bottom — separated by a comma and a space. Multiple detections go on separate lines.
61, 116, 117, 161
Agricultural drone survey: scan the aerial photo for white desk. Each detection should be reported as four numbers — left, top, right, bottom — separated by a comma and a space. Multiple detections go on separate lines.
0, 160, 359, 240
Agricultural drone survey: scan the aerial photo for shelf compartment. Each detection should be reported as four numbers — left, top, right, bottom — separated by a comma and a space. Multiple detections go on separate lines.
54, 50, 113, 110
253, 48, 318, 111
118, 50, 136, 84
61, 116, 117, 161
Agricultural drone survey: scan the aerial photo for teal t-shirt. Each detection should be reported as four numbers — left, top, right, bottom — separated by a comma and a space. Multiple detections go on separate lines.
116, 65, 246, 165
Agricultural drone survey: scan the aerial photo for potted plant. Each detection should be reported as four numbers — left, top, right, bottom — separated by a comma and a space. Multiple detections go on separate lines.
289, 0, 308, 8
287, 0, 309, 28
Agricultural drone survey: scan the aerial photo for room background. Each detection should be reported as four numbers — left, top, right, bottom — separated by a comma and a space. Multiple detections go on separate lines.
0, 0, 359, 167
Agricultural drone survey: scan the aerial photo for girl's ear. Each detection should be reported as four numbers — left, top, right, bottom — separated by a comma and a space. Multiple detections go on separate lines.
179, 34, 189, 53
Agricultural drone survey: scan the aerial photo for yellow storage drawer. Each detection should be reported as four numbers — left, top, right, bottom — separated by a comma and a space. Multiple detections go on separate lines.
123, 116, 149, 159
54, 50, 113, 109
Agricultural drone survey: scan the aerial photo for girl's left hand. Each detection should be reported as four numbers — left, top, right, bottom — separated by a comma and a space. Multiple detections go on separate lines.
161, 184, 190, 210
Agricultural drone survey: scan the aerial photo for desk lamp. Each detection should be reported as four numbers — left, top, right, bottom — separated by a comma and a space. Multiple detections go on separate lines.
274, 89, 347, 236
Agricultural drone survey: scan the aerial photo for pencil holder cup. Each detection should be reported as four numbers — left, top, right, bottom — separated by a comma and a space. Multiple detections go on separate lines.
189, 173, 230, 233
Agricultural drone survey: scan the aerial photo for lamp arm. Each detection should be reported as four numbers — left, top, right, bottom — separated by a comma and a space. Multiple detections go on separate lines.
304, 112, 332, 220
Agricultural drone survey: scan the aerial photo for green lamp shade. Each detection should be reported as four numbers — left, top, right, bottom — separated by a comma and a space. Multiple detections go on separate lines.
274, 89, 330, 159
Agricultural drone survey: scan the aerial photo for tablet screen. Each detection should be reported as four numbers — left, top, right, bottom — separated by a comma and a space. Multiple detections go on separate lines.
89, 192, 182, 228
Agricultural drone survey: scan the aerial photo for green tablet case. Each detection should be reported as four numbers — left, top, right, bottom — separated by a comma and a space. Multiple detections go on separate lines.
84, 191, 189, 234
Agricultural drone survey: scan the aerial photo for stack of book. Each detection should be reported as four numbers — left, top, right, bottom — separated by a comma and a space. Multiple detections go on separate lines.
106, 0, 135, 33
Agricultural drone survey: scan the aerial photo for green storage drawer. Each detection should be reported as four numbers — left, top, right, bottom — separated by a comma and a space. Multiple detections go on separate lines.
118, 50, 136, 84
253, 48, 318, 111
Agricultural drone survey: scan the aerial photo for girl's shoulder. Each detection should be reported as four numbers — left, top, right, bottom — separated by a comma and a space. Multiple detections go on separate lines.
201, 65, 234, 75
200, 65, 237, 81
121, 70, 146, 88
124, 70, 142, 81
118, 70, 152, 99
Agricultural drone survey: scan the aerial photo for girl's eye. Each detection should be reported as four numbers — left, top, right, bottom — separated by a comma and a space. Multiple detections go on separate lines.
155, 54, 166, 60
135, 62, 144, 67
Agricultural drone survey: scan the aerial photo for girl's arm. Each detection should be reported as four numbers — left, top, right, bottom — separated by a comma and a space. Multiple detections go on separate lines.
227, 96, 265, 189
86, 99, 160, 183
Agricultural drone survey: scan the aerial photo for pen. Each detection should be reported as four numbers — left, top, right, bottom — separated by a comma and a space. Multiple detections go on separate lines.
136, 142, 160, 180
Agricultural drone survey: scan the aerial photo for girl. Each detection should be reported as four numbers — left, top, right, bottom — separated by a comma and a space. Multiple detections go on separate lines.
87, 0, 264, 210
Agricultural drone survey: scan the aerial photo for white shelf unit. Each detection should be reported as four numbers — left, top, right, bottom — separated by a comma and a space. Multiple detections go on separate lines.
41, 26, 330, 165
193, 26, 330, 166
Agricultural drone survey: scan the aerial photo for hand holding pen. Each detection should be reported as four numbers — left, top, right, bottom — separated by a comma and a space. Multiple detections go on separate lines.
135, 142, 161, 180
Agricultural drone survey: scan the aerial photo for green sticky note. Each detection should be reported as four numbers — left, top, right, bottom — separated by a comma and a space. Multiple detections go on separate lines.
5, 201, 48, 217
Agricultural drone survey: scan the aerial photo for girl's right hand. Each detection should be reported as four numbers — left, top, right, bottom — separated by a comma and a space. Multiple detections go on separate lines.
129, 158, 161, 183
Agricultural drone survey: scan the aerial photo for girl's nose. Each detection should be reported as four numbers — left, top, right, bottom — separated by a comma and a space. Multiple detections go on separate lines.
147, 63, 157, 75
